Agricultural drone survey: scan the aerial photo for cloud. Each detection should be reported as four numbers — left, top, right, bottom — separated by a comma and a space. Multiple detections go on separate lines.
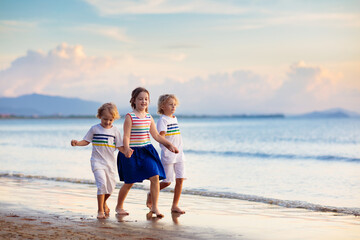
1, 44, 359, 114
218, 12, 360, 31
0, 20, 38, 33
0, 43, 116, 97
148, 62, 360, 115
149, 70, 277, 114
83, 0, 360, 30
168, 53, 187, 62
84, 0, 247, 15
77, 25, 133, 43
266, 61, 360, 114
165, 44, 199, 49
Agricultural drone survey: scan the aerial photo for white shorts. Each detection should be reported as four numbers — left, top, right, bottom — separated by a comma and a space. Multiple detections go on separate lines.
162, 161, 186, 183
93, 169, 116, 195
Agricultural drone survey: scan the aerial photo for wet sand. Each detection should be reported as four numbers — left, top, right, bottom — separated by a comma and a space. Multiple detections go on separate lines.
1, 176, 359, 240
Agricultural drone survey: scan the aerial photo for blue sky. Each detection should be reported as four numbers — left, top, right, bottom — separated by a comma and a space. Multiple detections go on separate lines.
0, 0, 359, 114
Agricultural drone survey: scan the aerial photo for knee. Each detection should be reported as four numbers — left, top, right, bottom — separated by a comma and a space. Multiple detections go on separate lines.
149, 175, 159, 183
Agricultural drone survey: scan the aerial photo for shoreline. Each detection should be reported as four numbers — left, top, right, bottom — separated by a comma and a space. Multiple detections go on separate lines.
1, 177, 360, 239
2, 173, 359, 217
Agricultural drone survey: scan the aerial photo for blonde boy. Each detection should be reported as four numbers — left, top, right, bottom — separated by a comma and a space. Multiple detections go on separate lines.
71, 103, 126, 219
155, 94, 186, 214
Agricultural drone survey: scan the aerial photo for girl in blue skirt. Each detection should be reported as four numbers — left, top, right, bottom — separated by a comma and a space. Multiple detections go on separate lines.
116, 87, 178, 218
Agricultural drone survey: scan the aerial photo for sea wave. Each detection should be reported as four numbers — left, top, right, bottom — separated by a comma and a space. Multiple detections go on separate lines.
184, 149, 360, 162
1, 172, 359, 216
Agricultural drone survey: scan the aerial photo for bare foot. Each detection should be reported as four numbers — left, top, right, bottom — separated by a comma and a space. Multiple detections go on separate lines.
146, 211, 162, 222
171, 206, 185, 214
115, 208, 129, 215
104, 204, 110, 216
97, 212, 106, 219
146, 192, 152, 209
151, 208, 164, 218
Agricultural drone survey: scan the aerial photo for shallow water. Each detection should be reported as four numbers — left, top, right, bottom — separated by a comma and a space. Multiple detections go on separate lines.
1, 176, 359, 240
0, 117, 359, 214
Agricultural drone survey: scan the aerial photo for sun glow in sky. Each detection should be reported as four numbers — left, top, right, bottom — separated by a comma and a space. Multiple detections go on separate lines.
0, 0, 359, 114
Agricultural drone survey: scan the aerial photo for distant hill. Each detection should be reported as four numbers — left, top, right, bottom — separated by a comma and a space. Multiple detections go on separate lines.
1, 94, 359, 119
296, 108, 360, 118
0, 93, 102, 116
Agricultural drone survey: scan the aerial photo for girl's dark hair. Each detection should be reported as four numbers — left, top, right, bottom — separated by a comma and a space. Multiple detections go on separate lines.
130, 87, 150, 112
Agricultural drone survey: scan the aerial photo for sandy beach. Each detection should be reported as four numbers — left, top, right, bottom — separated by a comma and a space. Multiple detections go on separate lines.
1, 176, 360, 240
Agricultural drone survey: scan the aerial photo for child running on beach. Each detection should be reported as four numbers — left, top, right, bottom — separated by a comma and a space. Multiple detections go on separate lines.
147, 94, 186, 214
71, 103, 129, 219
116, 87, 178, 218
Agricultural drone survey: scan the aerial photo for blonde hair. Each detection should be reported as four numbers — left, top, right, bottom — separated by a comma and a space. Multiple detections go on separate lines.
157, 94, 179, 114
130, 87, 150, 112
96, 102, 120, 120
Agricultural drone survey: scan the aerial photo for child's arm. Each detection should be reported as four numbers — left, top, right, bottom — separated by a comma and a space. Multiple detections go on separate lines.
122, 114, 134, 158
149, 117, 179, 153
118, 146, 125, 154
71, 139, 90, 146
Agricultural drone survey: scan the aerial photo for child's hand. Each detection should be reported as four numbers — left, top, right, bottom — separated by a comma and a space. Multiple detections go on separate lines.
71, 140, 78, 146
125, 148, 134, 158
168, 145, 179, 154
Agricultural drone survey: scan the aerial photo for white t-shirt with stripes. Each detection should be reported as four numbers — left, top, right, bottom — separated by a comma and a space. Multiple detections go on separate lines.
156, 115, 185, 164
83, 124, 123, 172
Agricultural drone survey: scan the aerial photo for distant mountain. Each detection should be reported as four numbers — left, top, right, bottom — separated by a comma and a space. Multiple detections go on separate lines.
296, 108, 360, 118
0, 93, 102, 116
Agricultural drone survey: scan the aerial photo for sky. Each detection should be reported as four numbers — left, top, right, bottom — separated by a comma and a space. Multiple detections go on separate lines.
0, 0, 359, 115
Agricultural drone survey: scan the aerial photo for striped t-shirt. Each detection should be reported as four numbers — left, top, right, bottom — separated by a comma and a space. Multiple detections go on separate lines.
164, 123, 180, 136
83, 124, 123, 172
156, 115, 185, 164
92, 133, 117, 148
128, 112, 152, 147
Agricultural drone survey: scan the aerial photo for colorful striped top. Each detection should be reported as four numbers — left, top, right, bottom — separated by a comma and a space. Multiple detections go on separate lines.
92, 133, 116, 148
83, 124, 123, 172
128, 112, 152, 147
156, 115, 184, 164
165, 123, 180, 136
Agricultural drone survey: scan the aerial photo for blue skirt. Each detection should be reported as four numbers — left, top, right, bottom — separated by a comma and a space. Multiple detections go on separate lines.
117, 144, 166, 184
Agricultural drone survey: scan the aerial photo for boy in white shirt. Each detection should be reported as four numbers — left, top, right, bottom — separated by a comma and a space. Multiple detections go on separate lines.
151, 94, 186, 214
71, 103, 130, 218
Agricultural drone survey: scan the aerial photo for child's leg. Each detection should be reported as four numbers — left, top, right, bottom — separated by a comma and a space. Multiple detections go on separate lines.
94, 170, 107, 219
149, 175, 163, 217
161, 163, 174, 190
97, 194, 106, 219
146, 181, 171, 209
172, 178, 185, 214
146, 163, 173, 209
116, 183, 133, 215
172, 161, 186, 214
160, 181, 171, 190
104, 194, 111, 216
104, 171, 116, 216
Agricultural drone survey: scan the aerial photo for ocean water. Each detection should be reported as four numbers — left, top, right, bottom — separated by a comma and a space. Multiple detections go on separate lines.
0, 117, 359, 215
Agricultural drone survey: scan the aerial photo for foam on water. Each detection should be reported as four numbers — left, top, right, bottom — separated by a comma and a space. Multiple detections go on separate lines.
2, 172, 359, 216
185, 149, 360, 162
